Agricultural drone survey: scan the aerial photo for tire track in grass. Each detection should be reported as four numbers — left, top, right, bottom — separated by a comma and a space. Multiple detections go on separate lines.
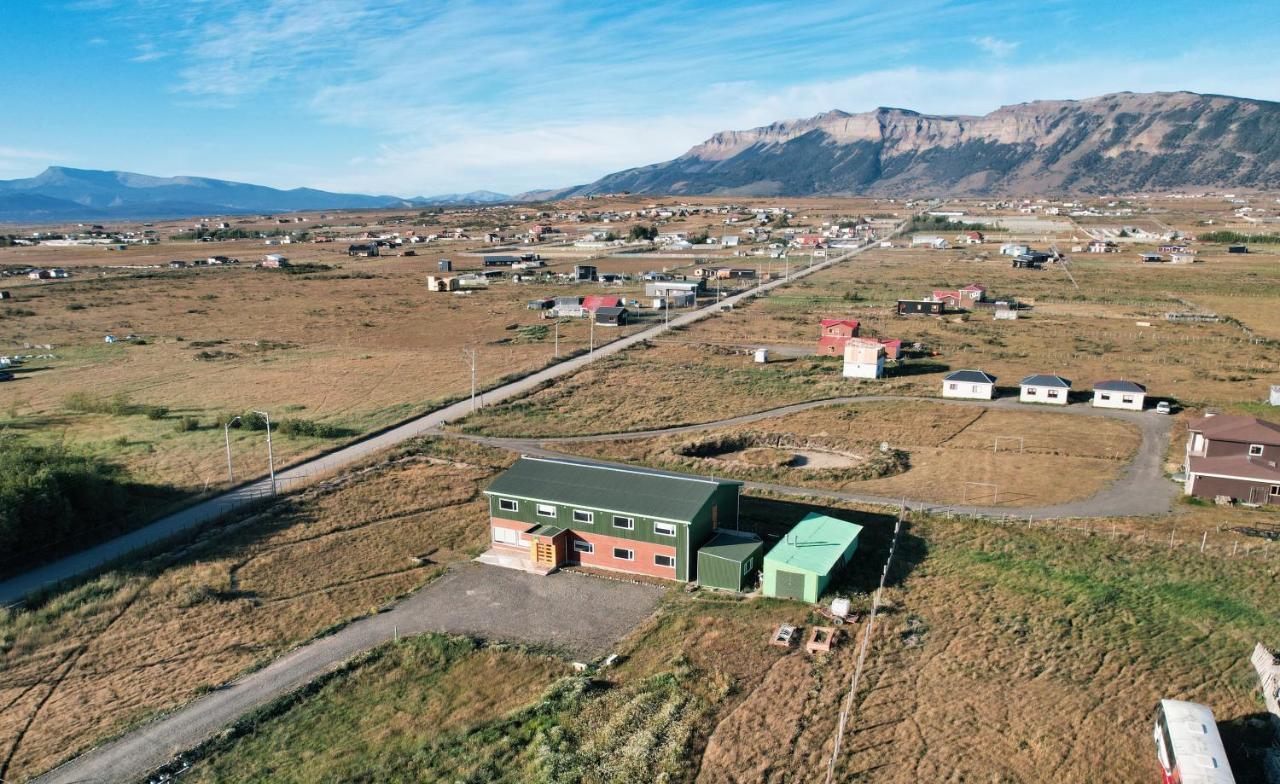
0, 581, 150, 781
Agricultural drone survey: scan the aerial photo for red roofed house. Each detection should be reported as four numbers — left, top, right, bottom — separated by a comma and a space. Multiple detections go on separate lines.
794, 234, 824, 249
1184, 414, 1280, 505
930, 284, 987, 311
818, 318, 860, 356
962, 231, 984, 244
580, 295, 621, 313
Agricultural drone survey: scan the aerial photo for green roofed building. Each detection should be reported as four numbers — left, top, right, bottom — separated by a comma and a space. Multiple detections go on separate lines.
696, 530, 764, 592
483, 456, 742, 581
763, 512, 863, 603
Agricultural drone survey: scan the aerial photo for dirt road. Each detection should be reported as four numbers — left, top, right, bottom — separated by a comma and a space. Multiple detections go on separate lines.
458, 394, 1180, 520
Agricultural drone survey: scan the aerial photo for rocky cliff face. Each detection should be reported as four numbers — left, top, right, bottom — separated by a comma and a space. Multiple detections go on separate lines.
538, 91, 1280, 197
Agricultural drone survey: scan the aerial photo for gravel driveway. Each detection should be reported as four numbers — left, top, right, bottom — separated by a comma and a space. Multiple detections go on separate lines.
34, 564, 665, 784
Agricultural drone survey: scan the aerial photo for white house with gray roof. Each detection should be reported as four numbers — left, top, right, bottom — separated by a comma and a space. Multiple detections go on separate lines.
942, 369, 997, 400
1092, 380, 1146, 410
1020, 374, 1071, 405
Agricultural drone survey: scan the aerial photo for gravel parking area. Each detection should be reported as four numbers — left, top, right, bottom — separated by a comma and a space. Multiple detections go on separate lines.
406, 562, 666, 659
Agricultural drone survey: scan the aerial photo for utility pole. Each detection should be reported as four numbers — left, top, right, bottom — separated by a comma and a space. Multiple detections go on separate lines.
223, 415, 241, 483
589, 314, 596, 354
253, 410, 275, 494
461, 347, 478, 410
553, 320, 560, 358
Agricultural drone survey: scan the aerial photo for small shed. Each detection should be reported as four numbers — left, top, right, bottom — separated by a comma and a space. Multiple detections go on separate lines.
0, 291, 10, 300
1092, 379, 1146, 411
594, 306, 628, 327
697, 531, 764, 592
763, 513, 863, 603
1020, 374, 1071, 405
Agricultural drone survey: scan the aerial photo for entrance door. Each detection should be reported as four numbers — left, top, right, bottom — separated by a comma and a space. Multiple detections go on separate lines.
533, 541, 556, 566
774, 569, 807, 601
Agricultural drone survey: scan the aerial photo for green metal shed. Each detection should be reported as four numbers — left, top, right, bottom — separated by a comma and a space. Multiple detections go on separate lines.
696, 531, 764, 592
763, 512, 863, 603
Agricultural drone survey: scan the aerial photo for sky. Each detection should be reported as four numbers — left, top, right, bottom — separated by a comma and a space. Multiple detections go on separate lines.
2, 0, 1277, 196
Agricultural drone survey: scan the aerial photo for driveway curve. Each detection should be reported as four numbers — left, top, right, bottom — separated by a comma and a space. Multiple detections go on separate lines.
456, 394, 1180, 520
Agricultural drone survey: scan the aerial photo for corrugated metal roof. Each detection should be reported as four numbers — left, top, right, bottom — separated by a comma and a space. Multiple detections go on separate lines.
1021, 374, 1071, 388
765, 513, 862, 575
1188, 414, 1280, 446
699, 531, 763, 562
1094, 379, 1145, 393
944, 369, 997, 384
484, 456, 740, 523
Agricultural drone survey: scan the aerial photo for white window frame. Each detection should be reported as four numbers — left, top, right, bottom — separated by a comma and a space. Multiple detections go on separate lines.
498, 498, 518, 513
613, 547, 634, 561
1121, 395, 1134, 404
1099, 393, 1111, 401
1249, 444, 1265, 456
612, 515, 635, 530
573, 539, 594, 554
1271, 485, 1280, 497
536, 503, 557, 518
948, 382, 958, 390
653, 522, 676, 537
572, 509, 594, 525
742, 557, 753, 575
1026, 387, 1037, 396
1047, 389, 1060, 399
654, 553, 675, 568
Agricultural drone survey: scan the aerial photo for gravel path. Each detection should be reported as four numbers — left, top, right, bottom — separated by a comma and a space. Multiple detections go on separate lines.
32, 564, 663, 784
460, 395, 1179, 520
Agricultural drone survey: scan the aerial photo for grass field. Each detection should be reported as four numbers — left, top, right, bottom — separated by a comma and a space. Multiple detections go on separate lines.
169, 502, 1279, 784
557, 400, 1141, 507
0, 437, 513, 782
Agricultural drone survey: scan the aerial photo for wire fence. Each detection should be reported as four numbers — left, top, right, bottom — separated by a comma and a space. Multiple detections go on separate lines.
825, 506, 905, 783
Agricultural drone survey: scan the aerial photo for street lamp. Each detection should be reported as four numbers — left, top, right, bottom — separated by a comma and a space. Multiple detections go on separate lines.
252, 410, 275, 494
461, 347, 478, 410
223, 415, 241, 483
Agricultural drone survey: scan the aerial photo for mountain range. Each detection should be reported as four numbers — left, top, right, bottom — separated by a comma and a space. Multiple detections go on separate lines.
0, 168, 510, 223
527, 91, 1280, 199
3, 91, 1278, 223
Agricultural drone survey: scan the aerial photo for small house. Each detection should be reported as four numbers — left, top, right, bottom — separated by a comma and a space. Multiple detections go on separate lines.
262, 254, 289, 268
897, 299, 945, 316
911, 235, 949, 249
961, 231, 984, 244
553, 296, 584, 317
438, 259, 453, 272
594, 306, 628, 327
348, 243, 379, 257
763, 513, 863, 603
843, 339, 885, 379
697, 531, 763, 592
574, 264, 598, 282
818, 318, 860, 355
1170, 251, 1196, 264
580, 295, 621, 314
1139, 253, 1165, 264
1092, 380, 1146, 411
1088, 240, 1118, 253
1000, 243, 1030, 257
1020, 374, 1071, 405
527, 297, 554, 310
426, 275, 459, 292
1011, 255, 1044, 269
483, 255, 519, 267
942, 370, 997, 400
877, 338, 902, 360
1228, 245, 1248, 254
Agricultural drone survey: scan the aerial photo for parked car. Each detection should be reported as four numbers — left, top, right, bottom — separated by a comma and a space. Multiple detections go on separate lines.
1155, 401, 1171, 414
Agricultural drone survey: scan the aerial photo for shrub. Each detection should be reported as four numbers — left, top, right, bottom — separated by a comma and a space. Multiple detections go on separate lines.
64, 391, 134, 416
174, 416, 200, 432
143, 405, 170, 420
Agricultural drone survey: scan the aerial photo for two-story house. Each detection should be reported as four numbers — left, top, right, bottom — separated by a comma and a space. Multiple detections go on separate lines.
482, 456, 742, 580
1184, 414, 1280, 505
817, 318, 860, 355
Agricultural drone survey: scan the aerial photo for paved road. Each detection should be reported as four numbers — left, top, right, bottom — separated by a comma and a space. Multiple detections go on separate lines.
0, 238, 885, 606
32, 564, 664, 784
458, 395, 1180, 520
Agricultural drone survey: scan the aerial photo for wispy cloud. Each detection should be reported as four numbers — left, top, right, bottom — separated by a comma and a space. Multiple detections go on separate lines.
973, 36, 1018, 58
62, 0, 1280, 194
129, 42, 166, 62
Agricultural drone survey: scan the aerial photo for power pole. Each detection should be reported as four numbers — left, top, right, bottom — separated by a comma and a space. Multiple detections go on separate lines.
554, 320, 559, 358
461, 347, 478, 410
223, 415, 241, 483
589, 314, 595, 354
253, 410, 275, 494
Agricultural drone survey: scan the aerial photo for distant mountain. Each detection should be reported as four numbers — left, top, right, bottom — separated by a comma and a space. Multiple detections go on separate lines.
0, 167, 436, 223
412, 190, 511, 206
529, 91, 1280, 198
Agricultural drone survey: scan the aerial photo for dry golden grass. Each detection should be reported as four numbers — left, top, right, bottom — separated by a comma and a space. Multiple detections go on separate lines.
0, 438, 513, 782
559, 401, 1140, 507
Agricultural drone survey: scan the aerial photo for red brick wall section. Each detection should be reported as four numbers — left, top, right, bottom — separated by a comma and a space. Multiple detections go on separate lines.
491, 516, 536, 533
568, 530, 680, 579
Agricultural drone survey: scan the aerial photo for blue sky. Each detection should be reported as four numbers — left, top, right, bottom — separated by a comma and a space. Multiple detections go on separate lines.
2, 0, 1277, 195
